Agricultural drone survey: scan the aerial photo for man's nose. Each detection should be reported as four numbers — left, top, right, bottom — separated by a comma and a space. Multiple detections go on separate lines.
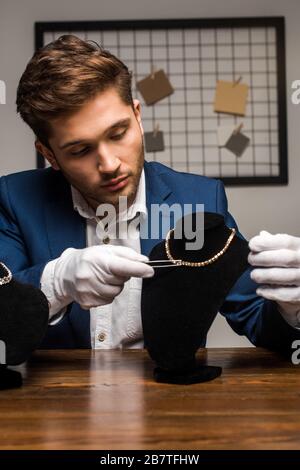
97, 146, 121, 174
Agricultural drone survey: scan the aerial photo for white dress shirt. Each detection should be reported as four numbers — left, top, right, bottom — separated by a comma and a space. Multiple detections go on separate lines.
41, 170, 147, 349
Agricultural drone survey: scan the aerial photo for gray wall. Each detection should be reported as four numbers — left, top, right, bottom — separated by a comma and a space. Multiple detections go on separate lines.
1, 0, 300, 346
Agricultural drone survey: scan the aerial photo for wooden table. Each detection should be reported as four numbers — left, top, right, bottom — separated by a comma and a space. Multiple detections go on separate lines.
0, 348, 300, 450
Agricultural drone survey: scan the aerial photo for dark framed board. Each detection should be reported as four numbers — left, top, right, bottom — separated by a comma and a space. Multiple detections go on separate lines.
35, 17, 288, 186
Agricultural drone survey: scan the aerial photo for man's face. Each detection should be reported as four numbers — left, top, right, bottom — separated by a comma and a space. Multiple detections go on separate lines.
37, 87, 145, 211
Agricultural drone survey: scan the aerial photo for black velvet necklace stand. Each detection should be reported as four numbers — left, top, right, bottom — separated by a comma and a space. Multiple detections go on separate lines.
141, 212, 250, 385
0, 263, 49, 390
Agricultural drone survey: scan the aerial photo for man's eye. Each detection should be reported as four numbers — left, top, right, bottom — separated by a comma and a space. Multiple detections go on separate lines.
70, 147, 90, 156
111, 129, 127, 140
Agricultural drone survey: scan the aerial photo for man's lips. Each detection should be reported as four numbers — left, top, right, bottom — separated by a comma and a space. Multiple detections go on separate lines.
101, 175, 129, 191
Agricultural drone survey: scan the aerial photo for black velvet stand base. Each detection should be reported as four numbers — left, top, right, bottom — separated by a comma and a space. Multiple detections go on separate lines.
0, 365, 23, 390
141, 212, 250, 385
0, 263, 49, 389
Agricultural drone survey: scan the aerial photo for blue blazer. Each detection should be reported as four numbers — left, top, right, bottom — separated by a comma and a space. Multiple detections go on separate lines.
0, 161, 299, 350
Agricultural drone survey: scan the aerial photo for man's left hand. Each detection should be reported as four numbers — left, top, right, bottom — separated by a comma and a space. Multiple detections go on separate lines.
248, 230, 300, 328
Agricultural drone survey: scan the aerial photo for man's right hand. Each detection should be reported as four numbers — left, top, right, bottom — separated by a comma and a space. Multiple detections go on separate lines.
52, 245, 154, 310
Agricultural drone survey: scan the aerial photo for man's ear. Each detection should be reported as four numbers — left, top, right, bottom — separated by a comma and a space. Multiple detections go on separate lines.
133, 99, 144, 136
35, 140, 60, 171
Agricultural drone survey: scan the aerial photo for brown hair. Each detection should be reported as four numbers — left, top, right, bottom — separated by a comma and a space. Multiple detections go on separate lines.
16, 34, 134, 148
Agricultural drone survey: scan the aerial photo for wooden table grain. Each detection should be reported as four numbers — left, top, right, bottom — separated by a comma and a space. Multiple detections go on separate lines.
0, 348, 300, 450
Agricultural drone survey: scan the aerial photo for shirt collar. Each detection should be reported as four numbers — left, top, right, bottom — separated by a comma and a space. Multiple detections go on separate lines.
71, 169, 147, 223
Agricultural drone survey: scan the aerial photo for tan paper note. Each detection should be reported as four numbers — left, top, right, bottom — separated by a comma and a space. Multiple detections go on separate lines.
214, 80, 249, 116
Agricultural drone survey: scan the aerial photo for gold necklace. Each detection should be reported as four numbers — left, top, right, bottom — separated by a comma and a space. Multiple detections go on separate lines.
165, 227, 236, 267
0, 262, 12, 286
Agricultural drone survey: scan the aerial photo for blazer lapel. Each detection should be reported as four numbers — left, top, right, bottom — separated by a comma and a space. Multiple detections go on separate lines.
141, 162, 173, 256
45, 174, 86, 259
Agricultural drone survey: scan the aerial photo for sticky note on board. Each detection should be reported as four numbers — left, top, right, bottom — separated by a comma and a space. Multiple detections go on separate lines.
225, 132, 250, 157
214, 80, 249, 116
144, 130, 165, 152
137, 69, 174, 105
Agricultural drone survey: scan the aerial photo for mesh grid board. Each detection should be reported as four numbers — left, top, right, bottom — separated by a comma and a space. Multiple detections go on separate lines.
35, 17, 288, 185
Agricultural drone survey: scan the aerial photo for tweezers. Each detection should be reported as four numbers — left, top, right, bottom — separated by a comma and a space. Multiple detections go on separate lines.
143, 259, 182, 268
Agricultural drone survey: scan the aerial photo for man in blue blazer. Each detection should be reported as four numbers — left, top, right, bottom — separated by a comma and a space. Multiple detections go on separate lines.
1, 34, 300, 351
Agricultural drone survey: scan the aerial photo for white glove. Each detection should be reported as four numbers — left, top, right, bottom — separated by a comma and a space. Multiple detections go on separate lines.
52, 245, 154, 310
248, 230, 300, 328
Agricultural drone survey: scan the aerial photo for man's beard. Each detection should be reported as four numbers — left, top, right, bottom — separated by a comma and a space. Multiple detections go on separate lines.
55, 140, 145, 212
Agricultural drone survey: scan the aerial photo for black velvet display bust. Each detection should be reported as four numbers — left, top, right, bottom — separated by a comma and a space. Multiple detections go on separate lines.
141, 212, 250, 384
0, 262, 49, 389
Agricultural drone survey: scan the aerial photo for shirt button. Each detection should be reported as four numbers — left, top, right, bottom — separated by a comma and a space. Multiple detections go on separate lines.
98, 332, 106, 342
102, 236, 110, 244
